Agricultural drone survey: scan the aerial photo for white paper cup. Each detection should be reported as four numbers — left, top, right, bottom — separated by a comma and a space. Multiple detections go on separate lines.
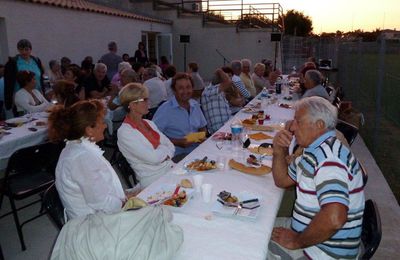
201, 183, 213, 203
193, 175, 204, 192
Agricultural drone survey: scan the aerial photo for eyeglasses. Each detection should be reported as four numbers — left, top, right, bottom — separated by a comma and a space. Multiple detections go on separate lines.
130, 98, 149, 104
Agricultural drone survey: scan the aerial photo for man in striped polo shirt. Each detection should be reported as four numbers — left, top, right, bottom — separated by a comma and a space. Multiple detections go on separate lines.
269, 96, 365, 259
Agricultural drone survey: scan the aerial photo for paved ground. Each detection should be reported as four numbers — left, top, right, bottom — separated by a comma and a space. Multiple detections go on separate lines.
0, 135, 399, 259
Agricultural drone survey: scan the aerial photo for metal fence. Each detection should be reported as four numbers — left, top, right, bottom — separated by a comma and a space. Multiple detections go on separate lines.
282, 36, 400, 202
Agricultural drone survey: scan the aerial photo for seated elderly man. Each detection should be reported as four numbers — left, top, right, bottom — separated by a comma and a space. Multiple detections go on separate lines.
83, 63, 117, 99
301, 70, 330, 100
240, 58, 256, 97
201, 68, 233, 134
231, 60, 251, 100
252, 62, 270, 94
269, 96, 365, 259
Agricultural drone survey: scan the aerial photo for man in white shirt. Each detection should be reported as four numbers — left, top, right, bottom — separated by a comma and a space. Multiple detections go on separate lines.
143, 67, 167, 109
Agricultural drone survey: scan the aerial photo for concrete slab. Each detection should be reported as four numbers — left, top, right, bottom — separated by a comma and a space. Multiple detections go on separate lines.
352, 136, 400, 258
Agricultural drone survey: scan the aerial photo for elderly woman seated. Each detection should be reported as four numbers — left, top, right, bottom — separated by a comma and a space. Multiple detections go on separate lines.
117, 83, 175, 188
14, 70, 51, 115
48, 100, 127, 220
153, 73, 207, 157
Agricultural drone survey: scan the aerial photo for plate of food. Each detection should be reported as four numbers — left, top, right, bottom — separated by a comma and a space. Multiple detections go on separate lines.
145, 184, 194, 209
212, 190, 261, 221
242, 107, 257, 114
278, 103, 292, 109
228, 155, 272, 176
5, 117, 29, 127
184, 157, 222, 173
247, 144, 273, 157
33, 120, 47, 128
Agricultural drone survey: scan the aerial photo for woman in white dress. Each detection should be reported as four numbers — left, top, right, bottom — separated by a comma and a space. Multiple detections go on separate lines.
117, 83, 175, 188
48, 100, 126, 220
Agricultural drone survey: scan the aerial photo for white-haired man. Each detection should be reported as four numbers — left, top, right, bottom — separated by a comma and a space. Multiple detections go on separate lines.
269, 96, 365, 259
83, 63, 117, 99
302, 70, 330, 100
240, 58, 256, 97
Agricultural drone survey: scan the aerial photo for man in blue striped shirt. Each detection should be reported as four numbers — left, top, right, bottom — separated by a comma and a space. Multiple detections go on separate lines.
269, 96, 365, 259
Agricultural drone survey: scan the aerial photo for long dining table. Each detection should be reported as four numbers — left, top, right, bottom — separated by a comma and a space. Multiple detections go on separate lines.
137, 93, 296, 259
0, 112, 50, 171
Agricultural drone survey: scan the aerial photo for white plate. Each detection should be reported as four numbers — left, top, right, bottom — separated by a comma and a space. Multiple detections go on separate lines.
33, 112, 50, 118
144, 184, 194, 210
183, 159, 223, 173
5, 117, 29, 125
212, 191, 261, 221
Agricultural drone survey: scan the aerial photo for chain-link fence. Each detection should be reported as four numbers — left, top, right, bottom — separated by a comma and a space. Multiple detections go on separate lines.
282, 36, 400, 203
337, 40, 400, 203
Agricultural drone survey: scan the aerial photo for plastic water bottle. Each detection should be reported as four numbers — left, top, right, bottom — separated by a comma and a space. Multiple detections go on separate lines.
261, 87, 268, 98
230, 122, 243, 150
275, 78, 282, 94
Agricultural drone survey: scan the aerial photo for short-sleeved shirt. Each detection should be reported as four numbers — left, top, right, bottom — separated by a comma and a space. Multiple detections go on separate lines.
201, 83, 231, 134
153, 96, 207, 155
16, 56, 42, 92
83, 73, 110, 99
232, 75, 251, 99
100, 52, 123, 80
288, 130, 365, 259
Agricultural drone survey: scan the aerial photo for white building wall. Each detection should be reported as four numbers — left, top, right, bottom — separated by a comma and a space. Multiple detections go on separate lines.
0, 0, 171, 69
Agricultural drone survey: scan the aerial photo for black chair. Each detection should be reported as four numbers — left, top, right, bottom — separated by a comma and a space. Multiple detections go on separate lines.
42, 183, 65, 230
332, 96, 341, 110
113, 151, 138, 188
172, 153, 189, 163
361, 199, 382, 259
336, 119, 359, 146
0, 242, 4, 260
0, 142, 63, 250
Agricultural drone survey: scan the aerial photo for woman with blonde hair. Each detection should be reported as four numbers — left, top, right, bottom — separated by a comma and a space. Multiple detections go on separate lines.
117, 83, 175, 188
49, 100, 126, 220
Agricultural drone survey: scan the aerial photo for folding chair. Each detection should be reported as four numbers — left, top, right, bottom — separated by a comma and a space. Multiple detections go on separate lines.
113, 151, 138, 188
0, 142, 63, 250
42, 183, 65, 230
361, 199, 382, 259
336, 119, 359, 146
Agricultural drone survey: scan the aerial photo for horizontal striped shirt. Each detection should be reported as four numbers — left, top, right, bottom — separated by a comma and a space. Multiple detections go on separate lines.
288, 130, 365, 259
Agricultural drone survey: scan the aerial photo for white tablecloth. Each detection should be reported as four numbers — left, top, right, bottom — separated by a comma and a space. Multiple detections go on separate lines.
0, 112, 49, 171
138, 95, 295, 259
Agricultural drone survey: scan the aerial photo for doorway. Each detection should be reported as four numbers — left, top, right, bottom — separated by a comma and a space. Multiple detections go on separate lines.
142, 32, 173, 65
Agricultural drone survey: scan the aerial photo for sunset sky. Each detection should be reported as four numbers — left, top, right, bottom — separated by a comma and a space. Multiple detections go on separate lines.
278, 0, 400, 33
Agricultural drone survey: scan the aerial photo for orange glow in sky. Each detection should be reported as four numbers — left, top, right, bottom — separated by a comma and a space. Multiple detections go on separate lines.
278, 0, 400, 33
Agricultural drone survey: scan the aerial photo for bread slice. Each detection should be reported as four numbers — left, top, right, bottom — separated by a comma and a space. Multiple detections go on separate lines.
228, 159, 271, 176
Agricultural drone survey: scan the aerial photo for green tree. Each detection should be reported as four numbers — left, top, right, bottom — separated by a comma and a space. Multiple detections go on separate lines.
283, 10, 313, 36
